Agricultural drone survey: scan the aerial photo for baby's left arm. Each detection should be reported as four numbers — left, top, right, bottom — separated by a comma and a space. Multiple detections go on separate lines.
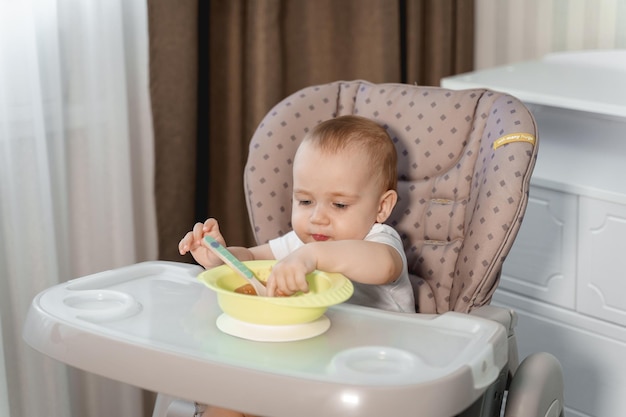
265, 240, 402, 296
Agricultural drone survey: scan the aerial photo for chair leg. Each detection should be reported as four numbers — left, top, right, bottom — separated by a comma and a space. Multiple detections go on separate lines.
152, 394, 198, 417
503, 352, 564, 417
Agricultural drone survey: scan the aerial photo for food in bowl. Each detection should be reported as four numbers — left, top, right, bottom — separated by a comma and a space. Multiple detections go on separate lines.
234, 283, 260, 295
198, 260, 354, 325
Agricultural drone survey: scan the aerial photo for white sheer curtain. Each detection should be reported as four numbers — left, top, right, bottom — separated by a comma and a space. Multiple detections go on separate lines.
0, 0, 157, 416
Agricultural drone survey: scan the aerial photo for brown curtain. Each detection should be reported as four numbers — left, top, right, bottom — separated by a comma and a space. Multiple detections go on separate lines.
148, 0, 474, 262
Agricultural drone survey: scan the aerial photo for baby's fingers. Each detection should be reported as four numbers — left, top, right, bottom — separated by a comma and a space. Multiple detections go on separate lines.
179, 222, 208, 255
203, 218, 219, 233
266, 273, 290, 297
178, 232, 197, 255
267, 271, 308, 297
192, 222, 207, 239
287, 274, 309, 294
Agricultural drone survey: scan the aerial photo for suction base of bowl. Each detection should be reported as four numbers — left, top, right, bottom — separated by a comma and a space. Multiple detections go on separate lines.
216, 313, 330, 342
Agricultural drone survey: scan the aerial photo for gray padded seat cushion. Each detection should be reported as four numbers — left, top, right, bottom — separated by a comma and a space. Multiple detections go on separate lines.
244, 80, 538, 314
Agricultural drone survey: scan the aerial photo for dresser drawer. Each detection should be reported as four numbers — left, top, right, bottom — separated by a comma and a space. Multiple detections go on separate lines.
578, 197, 626, 326
501, 186, 577, 308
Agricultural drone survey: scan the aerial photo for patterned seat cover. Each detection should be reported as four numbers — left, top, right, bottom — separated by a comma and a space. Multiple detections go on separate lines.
244, 80, 538, 314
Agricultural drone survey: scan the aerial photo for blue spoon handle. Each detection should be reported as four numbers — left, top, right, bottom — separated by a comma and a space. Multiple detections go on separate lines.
202, 235, 267, 296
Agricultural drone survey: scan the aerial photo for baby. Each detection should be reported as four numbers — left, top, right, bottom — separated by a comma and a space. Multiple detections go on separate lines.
179, 115, 415, 417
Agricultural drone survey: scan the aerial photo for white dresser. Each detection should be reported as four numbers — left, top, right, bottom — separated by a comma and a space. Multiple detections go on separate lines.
442, 50, 626, 417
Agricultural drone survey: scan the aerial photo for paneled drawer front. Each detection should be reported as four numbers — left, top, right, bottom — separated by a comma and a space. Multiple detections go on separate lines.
493, 290, 626, 417
578, 197, 626, 326
501, 186, 577, 308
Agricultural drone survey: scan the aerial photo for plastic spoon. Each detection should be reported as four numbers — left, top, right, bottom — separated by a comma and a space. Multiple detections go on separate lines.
202, 235, 268, 296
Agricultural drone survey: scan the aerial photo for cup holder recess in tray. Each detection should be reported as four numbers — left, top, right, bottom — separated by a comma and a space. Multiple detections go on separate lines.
329, 346, 425, 384
62, 290, 142, 323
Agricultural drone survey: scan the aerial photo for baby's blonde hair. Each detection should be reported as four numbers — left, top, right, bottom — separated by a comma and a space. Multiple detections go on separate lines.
302, 115, 398, 192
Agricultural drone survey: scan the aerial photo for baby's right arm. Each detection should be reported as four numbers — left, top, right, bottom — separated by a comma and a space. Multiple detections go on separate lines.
178, 218, 226, 269
178, 218, 274, 269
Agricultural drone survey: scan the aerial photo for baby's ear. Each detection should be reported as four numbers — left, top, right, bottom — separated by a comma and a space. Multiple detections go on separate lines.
376, 190, 398, 223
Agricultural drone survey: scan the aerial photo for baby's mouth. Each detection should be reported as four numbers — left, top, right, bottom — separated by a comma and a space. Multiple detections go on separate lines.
312, 234, 330, 241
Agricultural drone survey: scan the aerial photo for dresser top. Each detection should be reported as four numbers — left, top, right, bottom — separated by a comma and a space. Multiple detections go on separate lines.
442, 50, 626, 118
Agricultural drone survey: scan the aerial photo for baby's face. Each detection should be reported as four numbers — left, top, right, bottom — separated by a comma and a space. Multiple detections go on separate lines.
291, 142, 385, 243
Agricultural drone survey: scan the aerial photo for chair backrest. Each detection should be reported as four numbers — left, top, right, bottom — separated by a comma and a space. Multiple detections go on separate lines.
243, 80, 538, 314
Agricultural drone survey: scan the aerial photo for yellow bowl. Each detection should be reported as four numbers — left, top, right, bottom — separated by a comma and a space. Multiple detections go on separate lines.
198, 260, 354, 325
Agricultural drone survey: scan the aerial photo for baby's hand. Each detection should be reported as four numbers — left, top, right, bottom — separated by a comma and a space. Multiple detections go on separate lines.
178, 218, 225, 269
265, 250, 314, 296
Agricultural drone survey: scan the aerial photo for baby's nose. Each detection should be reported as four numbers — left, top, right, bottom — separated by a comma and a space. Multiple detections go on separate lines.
310, 205, 329, 224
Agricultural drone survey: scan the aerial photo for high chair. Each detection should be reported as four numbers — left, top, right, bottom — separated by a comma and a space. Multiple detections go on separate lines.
23, 80, 564, 417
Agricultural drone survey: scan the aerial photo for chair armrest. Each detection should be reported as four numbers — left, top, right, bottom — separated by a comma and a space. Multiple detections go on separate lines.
469, 305, 517, 335
470, 305, 520, 373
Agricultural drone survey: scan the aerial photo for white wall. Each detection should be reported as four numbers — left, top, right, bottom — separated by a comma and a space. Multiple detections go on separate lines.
475, 0, 626, 69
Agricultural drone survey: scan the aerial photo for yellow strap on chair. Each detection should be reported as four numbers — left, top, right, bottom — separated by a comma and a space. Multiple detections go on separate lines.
493, 133, 536, 150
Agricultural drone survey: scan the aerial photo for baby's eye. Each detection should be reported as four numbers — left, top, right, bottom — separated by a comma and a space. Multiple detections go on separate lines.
333, 202, 348, 209
298, 200, 312, 206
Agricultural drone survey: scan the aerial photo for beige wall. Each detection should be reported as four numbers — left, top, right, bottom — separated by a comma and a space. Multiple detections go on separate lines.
475, 0, 626, 69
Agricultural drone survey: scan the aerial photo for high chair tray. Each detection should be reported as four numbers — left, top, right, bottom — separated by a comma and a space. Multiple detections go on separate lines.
23, 261, 507, 417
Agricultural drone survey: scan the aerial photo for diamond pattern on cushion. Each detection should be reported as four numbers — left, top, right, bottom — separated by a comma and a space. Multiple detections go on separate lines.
244, 80, 538, 314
